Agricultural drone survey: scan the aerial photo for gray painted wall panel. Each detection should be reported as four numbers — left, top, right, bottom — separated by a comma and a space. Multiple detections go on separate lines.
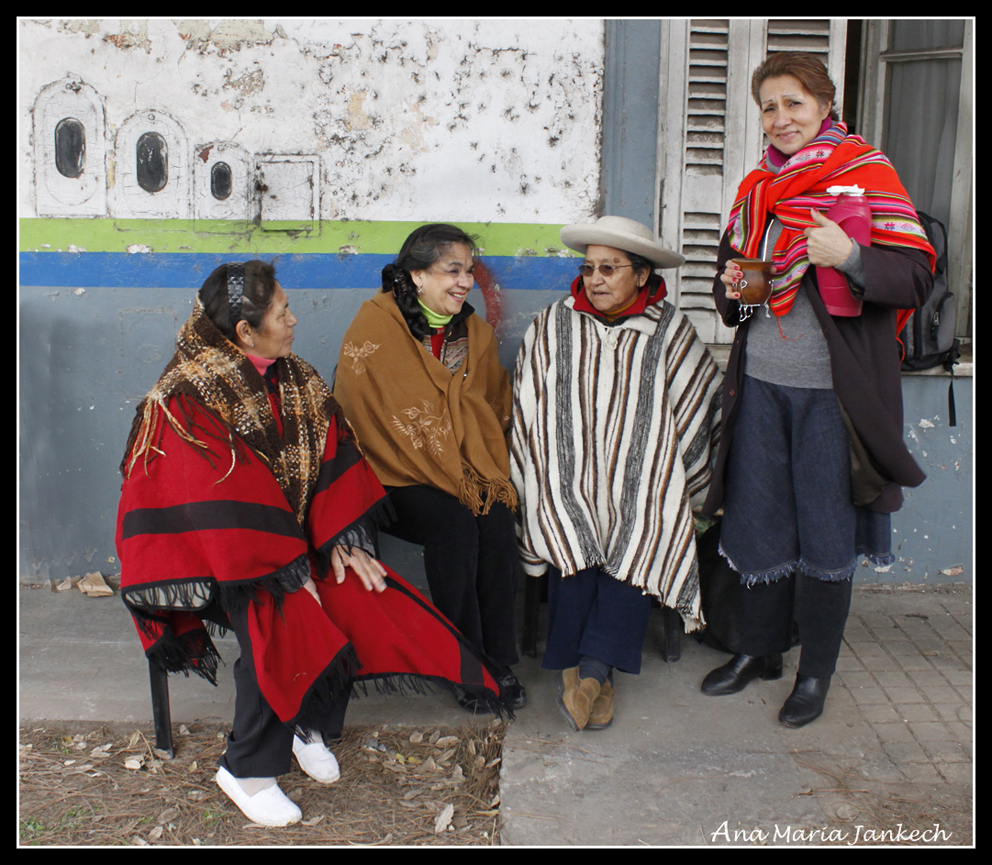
891, 376, 972, 584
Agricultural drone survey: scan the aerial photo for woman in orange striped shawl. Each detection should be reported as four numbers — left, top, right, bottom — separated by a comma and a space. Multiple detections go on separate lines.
700, 54, 935, 729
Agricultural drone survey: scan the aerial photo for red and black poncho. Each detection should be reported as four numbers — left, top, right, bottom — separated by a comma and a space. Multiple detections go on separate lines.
116, 301, 508, 736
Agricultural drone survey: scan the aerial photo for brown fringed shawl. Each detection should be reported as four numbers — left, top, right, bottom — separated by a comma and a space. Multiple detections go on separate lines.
334, 291, 516, 517
117, 301, 510, 733
122, 298, 348, 527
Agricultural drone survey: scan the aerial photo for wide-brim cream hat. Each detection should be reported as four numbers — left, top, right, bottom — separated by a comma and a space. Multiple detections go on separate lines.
560, 215, 685, 269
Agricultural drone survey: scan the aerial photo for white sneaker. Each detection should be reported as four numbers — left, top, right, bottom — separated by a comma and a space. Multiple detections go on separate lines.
215, 767, 302, 827
293, 733, 341, 784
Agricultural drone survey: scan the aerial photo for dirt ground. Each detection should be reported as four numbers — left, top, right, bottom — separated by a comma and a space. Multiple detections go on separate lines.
19, 720, 506, 847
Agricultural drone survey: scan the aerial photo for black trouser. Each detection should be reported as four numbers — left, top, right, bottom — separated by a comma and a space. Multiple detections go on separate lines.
218, 603, 349, 778
384, 485, 520, 667
728, 571, 853, 680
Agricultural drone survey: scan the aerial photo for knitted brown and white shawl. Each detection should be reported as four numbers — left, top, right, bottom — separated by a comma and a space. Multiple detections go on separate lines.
122, 298, 348, 526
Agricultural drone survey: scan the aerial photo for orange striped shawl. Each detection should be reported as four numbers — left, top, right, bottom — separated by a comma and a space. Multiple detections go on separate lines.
727, 122, 936, 317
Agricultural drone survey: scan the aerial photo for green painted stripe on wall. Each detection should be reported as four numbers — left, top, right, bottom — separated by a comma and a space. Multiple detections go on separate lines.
19, 218, 576, 258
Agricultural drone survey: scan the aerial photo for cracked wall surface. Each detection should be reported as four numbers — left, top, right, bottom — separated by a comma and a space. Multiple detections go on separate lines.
18, 18, 608, 582
20, 18, 604, 223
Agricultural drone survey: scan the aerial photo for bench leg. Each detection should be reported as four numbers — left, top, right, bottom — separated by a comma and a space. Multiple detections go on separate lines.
148, 657, 175, 758
661, 607, 682, 662
521, 573, 545, 658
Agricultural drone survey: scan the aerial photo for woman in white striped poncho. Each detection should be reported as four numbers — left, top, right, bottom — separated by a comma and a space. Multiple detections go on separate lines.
510, 216, 723, 732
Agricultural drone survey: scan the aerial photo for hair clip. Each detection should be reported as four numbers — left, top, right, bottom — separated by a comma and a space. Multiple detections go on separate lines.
227, 263, 245, 325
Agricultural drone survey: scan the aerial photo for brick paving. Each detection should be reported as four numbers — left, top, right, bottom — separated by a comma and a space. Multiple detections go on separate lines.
836, 586, 972, 785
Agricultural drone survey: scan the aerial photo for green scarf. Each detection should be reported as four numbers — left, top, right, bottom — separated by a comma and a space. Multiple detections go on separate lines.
417, 298, 453, 329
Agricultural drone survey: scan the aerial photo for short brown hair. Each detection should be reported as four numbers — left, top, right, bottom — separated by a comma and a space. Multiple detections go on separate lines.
751, 52, 838, 120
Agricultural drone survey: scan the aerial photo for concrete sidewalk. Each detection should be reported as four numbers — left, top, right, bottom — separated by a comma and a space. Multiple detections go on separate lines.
19, 580, 973, 846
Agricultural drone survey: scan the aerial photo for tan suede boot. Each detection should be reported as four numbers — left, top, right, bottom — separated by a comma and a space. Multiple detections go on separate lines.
556, 666, 601, 731
586, 680, 614, 730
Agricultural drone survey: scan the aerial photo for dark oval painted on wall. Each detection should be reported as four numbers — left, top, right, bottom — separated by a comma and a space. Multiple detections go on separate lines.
54, 118, 86, 179
136, 132, 168, 193
211, 161, 233, 200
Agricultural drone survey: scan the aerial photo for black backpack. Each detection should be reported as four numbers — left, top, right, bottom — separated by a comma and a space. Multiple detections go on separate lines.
897, 211, 961, 425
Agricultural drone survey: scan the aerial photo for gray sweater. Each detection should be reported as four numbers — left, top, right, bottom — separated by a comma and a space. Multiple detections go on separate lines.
744, 218, 866, 389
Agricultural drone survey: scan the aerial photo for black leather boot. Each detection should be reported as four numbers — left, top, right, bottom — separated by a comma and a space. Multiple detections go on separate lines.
778, 674, 831, 727
700, 653, 783, 696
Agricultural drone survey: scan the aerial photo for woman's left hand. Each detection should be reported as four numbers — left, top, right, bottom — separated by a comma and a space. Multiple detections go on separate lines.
331, 545, 388, 593
804, 208, 854, 268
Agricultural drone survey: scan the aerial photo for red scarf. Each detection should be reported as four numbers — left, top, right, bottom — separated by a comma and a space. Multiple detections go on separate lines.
569, 272, 668, 320
727, 121, 935, 318
117, 398, 508, 732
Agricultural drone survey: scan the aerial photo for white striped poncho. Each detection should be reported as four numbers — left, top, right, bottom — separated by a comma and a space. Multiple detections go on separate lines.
509, 296, 723, 631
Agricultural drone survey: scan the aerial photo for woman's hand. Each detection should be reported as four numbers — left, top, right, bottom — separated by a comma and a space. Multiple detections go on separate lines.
720, 260, 743, 301
805, 208, 854, 268
302, 576, 322, 607
331, 545, 388, 593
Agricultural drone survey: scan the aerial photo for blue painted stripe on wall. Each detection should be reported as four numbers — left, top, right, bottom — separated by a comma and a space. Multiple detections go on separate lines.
18, 251, 578, 291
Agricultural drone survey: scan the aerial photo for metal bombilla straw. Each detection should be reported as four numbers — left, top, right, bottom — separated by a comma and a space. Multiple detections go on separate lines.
736, 227, 774, 324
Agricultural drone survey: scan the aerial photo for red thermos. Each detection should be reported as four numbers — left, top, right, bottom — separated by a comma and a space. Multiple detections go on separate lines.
816, 185, 871, 316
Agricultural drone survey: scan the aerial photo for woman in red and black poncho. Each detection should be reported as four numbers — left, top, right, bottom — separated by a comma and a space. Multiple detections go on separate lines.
116, 261, 507, 827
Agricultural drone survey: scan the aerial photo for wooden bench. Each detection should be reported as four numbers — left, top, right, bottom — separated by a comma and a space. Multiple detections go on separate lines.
148, 657, 176, 758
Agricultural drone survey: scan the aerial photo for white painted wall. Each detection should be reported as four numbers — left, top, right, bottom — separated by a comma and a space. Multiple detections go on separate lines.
19, 18, 604, 224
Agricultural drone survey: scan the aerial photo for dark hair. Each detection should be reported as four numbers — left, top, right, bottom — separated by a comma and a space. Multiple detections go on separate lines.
750, 52, 839, 121
612, 250, 659, 296
624, 251, 653, 277
381, 223, 477, 340
199, 260, 278, 342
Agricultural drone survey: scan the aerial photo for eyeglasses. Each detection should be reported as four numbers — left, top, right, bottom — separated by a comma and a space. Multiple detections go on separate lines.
578, 264, 634, 278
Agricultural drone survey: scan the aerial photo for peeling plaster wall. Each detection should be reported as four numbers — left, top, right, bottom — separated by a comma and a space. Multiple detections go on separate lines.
894, 378, 973, 585
19, 18, 603, 222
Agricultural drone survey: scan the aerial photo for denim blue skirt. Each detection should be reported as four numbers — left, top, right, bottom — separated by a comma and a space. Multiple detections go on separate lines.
718, 375, 895, 587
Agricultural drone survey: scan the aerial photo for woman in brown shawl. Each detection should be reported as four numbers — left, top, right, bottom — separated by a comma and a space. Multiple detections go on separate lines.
334, 224, 526, 710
